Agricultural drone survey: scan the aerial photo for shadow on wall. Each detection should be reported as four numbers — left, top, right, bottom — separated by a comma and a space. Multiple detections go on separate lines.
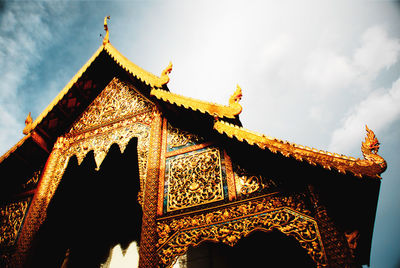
27, 138, 143, 267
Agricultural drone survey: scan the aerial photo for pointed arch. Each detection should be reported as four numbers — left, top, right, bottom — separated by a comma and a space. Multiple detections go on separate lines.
157, 200, 328, 267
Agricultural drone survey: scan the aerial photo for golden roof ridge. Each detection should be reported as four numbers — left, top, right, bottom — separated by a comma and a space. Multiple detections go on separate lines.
0, 134, 31, 164
150, 85, 243, 119
103, 43, 170, 87
22, 17, 172, 136
213, 120, 386, 178
22, 45, 105, 135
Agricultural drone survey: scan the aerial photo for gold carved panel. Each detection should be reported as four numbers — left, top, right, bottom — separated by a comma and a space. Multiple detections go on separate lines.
69, 77, 154, 134
0, 197, 31, 248
60, 77, 156, 204
233, 164, 278, 196
167, 123, 204, 151
166, 147, 224, 212
157, 195, 327, 267
24, 77, 157, 212
61, 117, 152, 205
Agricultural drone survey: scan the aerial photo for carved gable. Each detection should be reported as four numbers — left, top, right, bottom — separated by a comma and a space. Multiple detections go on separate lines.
69, 77, 154, 134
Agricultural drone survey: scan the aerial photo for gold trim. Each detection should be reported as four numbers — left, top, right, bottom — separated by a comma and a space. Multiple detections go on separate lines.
157, 191, 280, 221
157, 196, 327, 267
0, 134, 31, 164
224, 149, 236, 201
20, 41, 169, 137
157, 118, 168, 216
150, 85, 243, 119
165, 141, 214, 158
138, 109, 163, 267
22, 44, 105, 135
104, 43, 170, 87
214, 120, 386, 178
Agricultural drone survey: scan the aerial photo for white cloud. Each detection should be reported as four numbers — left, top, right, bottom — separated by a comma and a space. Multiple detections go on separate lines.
304, 25, 400, 97
304, 49, 356, 95
354, 25, 400, 81
329, 77, 400, 155
0, 2, 68, 154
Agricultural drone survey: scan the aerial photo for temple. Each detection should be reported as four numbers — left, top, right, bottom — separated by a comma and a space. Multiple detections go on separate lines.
0, 17, 387, 268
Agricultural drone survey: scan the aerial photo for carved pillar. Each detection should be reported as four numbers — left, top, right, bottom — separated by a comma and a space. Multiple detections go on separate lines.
12, 143, 63, 267
139, 110, 163, 268
308, 185, 354, 267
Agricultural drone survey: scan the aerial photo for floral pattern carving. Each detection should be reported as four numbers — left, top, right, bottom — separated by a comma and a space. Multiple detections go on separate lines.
233, 164, 278, 196
60, 77, 156, 204
69, 77, 154, 133
0, 198, 31, 248
166, 148, 224, 211
167, 123, 204, 149
62, 119, 151, 205
157, 195, 326, 267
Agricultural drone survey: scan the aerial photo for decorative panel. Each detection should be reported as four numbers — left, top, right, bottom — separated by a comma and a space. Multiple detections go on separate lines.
156, 194, 327, 267
233, 163, 279, 197
12, 78, 156, 267
0, 197, 32, 248
61, 77, 156, 204
166, 123, 204, 152
165, 147, 227, 212
69, 77, 154, 134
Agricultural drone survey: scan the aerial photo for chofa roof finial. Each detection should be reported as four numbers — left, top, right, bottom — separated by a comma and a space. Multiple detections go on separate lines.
23, 112, 33, 135
228, 84, 243, 116
160, 61, 173, 85
361, 125, 387, 171
103, 16, 111, 45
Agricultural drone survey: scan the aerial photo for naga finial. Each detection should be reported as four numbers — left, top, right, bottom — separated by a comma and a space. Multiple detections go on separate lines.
160, 61, 173, 85
229, 84, 243, 105
228, 84, 243, 116
103, 16, 111, 45
25, 112, 33, 126
361, 125, 386, 170
23, 112, 33, 135
362, 125, 380, 156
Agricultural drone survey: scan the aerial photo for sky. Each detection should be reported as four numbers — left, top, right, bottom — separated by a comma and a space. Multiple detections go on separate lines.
1, 0, 400, 267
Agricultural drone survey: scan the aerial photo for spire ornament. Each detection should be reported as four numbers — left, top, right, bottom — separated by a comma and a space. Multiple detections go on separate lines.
103, 16, 110, 45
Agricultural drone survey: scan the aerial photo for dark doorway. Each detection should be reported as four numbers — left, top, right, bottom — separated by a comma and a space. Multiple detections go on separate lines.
186, 230, 316, 268
28, 138, 142, 267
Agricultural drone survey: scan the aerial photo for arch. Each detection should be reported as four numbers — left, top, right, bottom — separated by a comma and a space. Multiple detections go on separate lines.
27, 140, 142, 267
157, 207, 328, 267
185, 229, 316, 267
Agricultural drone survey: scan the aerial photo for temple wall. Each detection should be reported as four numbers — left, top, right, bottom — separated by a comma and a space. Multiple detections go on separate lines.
1, 76, 357, 267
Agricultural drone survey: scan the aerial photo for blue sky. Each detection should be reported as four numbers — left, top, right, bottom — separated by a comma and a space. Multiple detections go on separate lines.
1, 1, 400, 267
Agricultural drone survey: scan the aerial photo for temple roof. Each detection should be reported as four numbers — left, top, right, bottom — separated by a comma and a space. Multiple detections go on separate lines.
150, 85, 242, 119
214, 120, 386, 179
0, 18, 387, 181
22, 42, 171, 136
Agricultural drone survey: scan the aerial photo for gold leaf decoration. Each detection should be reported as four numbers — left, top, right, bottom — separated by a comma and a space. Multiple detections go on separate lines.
0, 198, 31, 248
166, 148, 224, 211
69, 77, 154, 134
